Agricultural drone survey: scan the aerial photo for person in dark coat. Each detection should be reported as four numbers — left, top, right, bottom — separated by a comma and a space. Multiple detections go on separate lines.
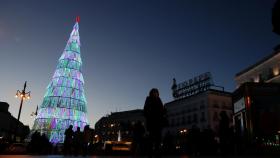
144, 88, 166, 157
132, 120, 145, 155
219, 111, 230, 155
82, 125, 91, 156
64, 125, 74, 155
73, 127, 83, 155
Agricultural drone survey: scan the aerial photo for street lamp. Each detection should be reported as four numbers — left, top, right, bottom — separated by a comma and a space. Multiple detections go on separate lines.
15, 81, 31, 122
14, 81, 31, 142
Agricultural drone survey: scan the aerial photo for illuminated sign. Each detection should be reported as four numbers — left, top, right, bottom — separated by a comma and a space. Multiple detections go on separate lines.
234, 97, 245, 113
172, 72, 214, 99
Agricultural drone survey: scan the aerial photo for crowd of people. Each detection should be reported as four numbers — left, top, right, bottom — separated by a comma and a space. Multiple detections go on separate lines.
132, 88, 239, 156
27, 125, 94, 155
63, 125, 92, 156
28, 131, 52, 154
10, 88, 260, 156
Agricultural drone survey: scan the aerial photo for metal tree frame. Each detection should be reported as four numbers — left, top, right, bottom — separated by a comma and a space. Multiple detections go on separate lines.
32, 19, 88, 143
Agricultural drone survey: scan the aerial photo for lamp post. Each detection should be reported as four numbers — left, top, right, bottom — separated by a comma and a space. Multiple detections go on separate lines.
14, 81, 31, 141
15, 81, 31, 121
30, 105, 38, 120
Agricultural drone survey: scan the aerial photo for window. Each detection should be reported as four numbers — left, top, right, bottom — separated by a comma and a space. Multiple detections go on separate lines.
193, 114, 198, 123
250, 78, 254, 82
259, 74, 264, 83
182, 117, 186, 125
171, 119, 175, 127
222, 101, 227, 109
213, 100, 219, 108
213, 112, 219, 122
177, 118, 180, 126
200, 112, 206, 122
187, 115, 191, 124
200, 101, 205, 110
267, 68, 274, 80
200, 100, 205, 105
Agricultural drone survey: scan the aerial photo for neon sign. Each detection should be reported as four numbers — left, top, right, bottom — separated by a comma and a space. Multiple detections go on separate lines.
172, 72, 214, 99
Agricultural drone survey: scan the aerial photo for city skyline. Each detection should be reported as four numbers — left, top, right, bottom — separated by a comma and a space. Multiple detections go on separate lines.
0, 0, 279, 128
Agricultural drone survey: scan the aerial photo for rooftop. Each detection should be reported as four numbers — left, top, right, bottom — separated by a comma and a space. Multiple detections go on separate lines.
235, 50, 280, 77
165, 88, 231, 106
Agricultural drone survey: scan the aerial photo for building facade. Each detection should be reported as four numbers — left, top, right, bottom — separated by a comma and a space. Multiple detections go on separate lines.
165, 89, 232, 135
165, 73, 232, 137
234, 50, 280, 146
233, 83, 280, 146
95, 109, 145, 142
235, 51, 280, 87
0, 102, 30, 142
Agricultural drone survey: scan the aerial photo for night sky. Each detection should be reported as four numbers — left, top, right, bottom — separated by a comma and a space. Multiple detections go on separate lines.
0, 0, 279, 128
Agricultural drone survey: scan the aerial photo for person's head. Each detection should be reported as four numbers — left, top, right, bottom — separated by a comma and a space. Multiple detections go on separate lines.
149, 88, 159, 98
84, 125, 90, 130
69, 125, 73, 129
77, 127, 80, 132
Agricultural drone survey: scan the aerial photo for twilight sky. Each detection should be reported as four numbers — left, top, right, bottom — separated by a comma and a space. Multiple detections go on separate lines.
0, 0, 279, 128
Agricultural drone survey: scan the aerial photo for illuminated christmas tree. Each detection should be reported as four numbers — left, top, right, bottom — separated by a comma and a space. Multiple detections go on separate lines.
33, 17, 88, 143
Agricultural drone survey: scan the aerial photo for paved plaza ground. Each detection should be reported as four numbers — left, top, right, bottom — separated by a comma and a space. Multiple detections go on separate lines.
0, 155, 280, 158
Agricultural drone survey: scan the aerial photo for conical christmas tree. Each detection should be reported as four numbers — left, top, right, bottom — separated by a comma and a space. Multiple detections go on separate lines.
33, 18, 88, 143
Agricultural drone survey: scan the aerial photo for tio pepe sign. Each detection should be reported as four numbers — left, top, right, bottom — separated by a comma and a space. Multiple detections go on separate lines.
172, 72, 213, 99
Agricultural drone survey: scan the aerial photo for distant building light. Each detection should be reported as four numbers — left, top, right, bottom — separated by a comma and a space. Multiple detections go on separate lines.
254, 76, 259, 83
273, 68, 280, 76
179, 129, 187, 134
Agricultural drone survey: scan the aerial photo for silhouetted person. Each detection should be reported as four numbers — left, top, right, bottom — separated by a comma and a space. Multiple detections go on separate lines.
201, 126, 216, 155
29, 131, 40, 154
82, 125, 91, 156
144, 88, 165, 157
219, 111, 230, 155
64, 125, 74, 155
162, 131, 175, 155
40, 133, 51, 154
73, 127, 83, 155
188, 125, 200, 156
132, 120, 145, 155
28, 131, 52, 155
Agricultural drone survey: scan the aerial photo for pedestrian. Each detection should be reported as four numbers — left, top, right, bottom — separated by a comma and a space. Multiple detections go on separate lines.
144, 88, 166, 157
73, 126, 83, 155
188, 125, 200, 156
132, 120, 145, 155
64, 125, 74, 155
219, 111, 230, 155
82, 125, 91, 156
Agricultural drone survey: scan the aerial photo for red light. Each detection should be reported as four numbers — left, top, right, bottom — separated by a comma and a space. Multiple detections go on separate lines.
76, 16, 80, 23
246, 96, 251, 108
